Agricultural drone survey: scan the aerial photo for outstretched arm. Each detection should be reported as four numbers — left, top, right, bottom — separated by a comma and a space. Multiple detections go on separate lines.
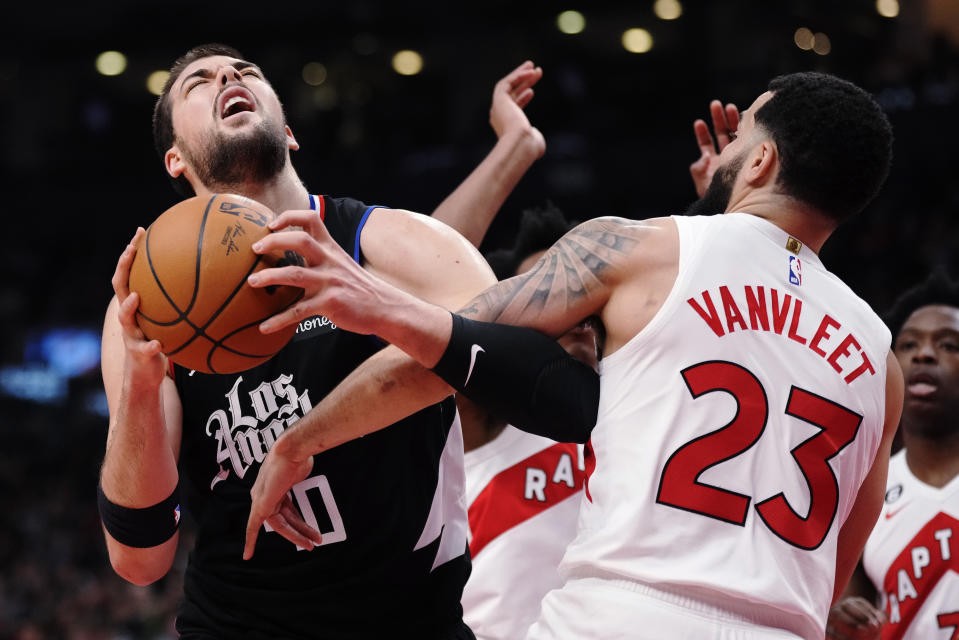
243, 206, 493, 558
431, 61, 545, 247
243, 213, 653, 555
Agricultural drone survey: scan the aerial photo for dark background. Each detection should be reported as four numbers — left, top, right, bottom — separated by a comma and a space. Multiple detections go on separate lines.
1, 1, 957, 637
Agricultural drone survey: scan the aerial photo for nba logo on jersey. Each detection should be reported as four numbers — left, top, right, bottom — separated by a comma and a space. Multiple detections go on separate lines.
788, 256, 802, 286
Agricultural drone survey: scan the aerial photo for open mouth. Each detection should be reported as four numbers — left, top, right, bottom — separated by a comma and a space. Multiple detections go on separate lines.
218, 87, 256, 120
906, 372, 938, 398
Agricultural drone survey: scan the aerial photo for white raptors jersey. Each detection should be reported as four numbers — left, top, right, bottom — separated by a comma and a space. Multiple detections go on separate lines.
559, 213, 891, 639
863, 450, 959, 640
463, 426, 585, 640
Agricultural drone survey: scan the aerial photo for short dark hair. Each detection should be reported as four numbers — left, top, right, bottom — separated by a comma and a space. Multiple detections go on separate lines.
754, 72, 893, 223
885, 269, 959, 340
485, 202, 578, 280
152, 44, 244, 197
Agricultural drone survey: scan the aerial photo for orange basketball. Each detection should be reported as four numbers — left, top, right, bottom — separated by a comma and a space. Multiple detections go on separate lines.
128, 194, 304, 374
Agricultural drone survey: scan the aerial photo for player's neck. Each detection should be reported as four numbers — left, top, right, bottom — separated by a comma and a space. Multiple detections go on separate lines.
903, 426, 959, 488
197, 165, 310, 216
725, 192, 834, 254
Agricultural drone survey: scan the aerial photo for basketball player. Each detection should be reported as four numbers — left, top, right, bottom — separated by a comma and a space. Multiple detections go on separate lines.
827, 270, 959, 640
458, 204, 600, 640
99, 43, 546, 638
245, 71, 903, 639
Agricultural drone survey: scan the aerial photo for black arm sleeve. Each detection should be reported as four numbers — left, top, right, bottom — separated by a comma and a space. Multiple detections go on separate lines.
431, 313, 599, 443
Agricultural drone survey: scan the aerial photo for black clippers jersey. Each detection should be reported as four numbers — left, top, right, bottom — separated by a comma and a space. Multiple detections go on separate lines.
173, 196, 471, 639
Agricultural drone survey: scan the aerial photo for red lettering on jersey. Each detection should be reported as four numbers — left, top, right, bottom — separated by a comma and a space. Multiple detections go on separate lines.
844, 353, 876, 384
771, 290, 792, 334
720, 285, 748, 333
787, 299, 808, 345
468, 443, 586, 558
827, 334, 861, 374
881, 513, 959, 639
744, 286, 770, 331
688, 291, 725, 337
809, 315, 841, 357
938, 612, 959, 640
687, 286, 877, 385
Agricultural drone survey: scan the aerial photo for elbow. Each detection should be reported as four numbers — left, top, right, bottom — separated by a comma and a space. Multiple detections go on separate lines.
110, 558, 168, 586
105, 533, 178, 586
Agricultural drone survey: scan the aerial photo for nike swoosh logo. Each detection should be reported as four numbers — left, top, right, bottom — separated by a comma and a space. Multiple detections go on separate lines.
465, 344, 485, 387
885, 504, 908, 520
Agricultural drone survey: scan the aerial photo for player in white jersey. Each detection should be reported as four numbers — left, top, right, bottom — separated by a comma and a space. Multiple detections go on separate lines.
828, 271, 959, 640
464, 426, 588, 639
244, 72, 902, 639
459, 205, 600, 639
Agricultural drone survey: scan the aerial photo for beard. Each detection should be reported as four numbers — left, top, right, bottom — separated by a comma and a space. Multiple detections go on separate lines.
180, 118, 288, 191
684, 151, 747, 216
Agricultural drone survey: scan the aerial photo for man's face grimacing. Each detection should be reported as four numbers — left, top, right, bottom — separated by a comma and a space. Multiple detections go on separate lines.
164, 55, 298, 192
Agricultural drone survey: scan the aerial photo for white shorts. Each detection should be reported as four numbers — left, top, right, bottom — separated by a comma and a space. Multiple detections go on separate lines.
526, 577, 808, 640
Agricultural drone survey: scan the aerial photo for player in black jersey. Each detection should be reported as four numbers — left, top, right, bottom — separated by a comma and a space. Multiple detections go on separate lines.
99, 43, 545, 639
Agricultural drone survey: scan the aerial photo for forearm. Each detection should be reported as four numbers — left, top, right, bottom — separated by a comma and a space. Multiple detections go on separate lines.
432, 128, 542, 247
278, 346, 453, 460
432, 314, 598, 442
99, 378, 180, 583
101, 380, 179, 505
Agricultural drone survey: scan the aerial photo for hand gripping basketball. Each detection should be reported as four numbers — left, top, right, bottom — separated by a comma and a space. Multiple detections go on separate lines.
128, 194, 304, 374
248, 209, 391, 337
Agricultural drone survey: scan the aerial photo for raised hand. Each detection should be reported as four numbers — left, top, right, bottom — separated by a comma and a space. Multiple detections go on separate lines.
490, 60, 545, 158
689, 100, 740, 197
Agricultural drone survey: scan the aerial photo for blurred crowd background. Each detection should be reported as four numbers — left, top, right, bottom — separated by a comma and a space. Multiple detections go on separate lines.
1, 1, 957, 637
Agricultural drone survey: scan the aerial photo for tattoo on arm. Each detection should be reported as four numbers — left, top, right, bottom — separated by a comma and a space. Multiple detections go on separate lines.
459, 217, 642, 326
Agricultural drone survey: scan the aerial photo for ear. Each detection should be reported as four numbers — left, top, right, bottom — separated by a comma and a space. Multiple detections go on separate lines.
286, 125, 300, 151
744, 140, 777, 187
164, 145, 187, 179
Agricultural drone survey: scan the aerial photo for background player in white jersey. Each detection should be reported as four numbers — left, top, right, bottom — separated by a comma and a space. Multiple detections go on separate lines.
460, 204, 601, 640
827, 270, 959, 640
244, 71, 903, 639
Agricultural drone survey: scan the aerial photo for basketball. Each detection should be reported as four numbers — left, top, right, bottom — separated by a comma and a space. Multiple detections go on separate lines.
128, 193, 304, 374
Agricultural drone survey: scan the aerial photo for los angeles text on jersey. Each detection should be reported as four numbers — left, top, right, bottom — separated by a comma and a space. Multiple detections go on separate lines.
688, 285, 876, 384
205, 373, 313, 486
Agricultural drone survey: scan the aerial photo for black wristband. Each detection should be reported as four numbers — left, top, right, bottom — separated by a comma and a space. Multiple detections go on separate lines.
432, 313, 599, 443
97, 482, 181, 548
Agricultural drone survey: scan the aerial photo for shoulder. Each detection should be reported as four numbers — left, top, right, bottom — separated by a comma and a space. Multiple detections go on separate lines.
361, 208, 481, 263
359, 207, 495, 305
569, 216, 675, 247
566, 216, 677, 280
365, 207, 460, 236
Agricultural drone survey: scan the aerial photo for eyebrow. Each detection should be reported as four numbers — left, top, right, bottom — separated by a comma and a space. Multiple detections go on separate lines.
179, 60, 260, 92
898, 327, 959, 337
